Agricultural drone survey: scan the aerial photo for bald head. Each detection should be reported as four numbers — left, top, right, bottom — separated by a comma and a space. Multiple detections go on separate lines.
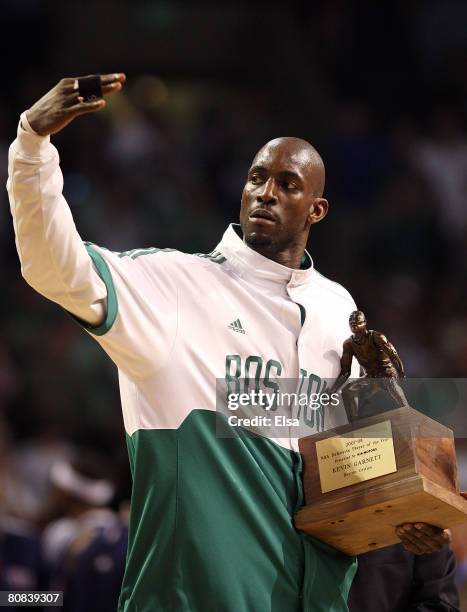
253, 137, 325, 197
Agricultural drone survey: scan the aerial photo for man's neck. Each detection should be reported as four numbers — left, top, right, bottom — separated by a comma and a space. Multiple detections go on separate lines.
245, 241, 306, 270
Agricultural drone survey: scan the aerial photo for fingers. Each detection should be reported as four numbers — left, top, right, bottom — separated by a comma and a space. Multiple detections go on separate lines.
61, 72, 124, 114
100, 73, 125, 96
69, 98, 106, 116
100, 73, 126, 86
413, 524, 451, 550
396, 523, 450, 555
411, 523, 451, 544
101, 81, 123, 95
396, 524, 430, 554
64, 73, 126, 98
396, 528, 427, 555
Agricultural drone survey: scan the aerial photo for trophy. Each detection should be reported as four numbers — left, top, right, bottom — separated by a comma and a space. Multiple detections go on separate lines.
294, 310, 467, 555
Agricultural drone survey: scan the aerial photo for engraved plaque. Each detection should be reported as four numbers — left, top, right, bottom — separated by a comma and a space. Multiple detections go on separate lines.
316, 420, 397, 493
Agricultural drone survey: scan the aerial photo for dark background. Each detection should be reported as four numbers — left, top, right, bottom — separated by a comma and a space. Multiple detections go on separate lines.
0, 0, 467, 601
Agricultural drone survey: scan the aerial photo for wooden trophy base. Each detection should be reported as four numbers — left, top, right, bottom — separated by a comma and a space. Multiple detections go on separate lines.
294, 406, 467, 555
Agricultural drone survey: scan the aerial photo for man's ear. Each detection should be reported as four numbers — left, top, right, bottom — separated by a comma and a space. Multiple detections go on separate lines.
308, 198, 329, 225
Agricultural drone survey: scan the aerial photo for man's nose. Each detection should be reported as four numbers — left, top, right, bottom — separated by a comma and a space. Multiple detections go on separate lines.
257, 178, 277, 204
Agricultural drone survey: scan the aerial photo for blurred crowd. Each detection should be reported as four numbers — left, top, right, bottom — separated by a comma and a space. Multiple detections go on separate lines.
1, 0, 467, 609
0, 437, 128, 611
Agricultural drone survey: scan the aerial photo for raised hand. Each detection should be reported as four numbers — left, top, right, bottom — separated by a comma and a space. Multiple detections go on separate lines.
25, 73, 126, 136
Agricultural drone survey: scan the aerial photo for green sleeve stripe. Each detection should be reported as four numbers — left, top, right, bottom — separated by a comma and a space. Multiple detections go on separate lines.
68, 244, 118, 336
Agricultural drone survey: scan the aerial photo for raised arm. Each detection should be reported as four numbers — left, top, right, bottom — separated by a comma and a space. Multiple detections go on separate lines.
7, 74, 125, 325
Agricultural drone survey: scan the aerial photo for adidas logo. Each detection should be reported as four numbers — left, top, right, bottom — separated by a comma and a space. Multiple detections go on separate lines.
228, 319, 245, 334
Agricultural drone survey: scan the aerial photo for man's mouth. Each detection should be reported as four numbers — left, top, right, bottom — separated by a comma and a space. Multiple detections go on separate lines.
249, 209, 276, 223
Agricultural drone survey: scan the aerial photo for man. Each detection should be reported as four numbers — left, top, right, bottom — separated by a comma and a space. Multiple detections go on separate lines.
331, 310, 409, 421
7, 74, 451, 612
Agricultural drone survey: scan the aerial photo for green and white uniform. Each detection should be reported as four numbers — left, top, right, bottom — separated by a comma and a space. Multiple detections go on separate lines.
8, 115, 360, 612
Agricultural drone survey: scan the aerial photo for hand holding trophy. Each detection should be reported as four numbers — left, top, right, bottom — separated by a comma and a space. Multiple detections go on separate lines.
295, 311, 467, 555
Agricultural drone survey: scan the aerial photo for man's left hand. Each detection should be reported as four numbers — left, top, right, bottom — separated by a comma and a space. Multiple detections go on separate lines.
396, 523, 451, 555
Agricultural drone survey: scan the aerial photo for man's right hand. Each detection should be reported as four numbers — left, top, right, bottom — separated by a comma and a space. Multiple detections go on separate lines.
25, 73, 126, 136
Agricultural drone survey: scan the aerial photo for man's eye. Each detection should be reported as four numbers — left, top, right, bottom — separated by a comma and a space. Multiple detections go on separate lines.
250, 175, 262, 184
281, 181, 296, 190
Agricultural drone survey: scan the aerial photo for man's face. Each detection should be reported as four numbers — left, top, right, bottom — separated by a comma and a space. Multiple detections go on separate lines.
350, 316, 367, 334
239, 140, 327, 252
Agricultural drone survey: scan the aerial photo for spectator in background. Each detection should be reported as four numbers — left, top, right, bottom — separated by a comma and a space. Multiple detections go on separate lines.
41, 452, 125, 612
